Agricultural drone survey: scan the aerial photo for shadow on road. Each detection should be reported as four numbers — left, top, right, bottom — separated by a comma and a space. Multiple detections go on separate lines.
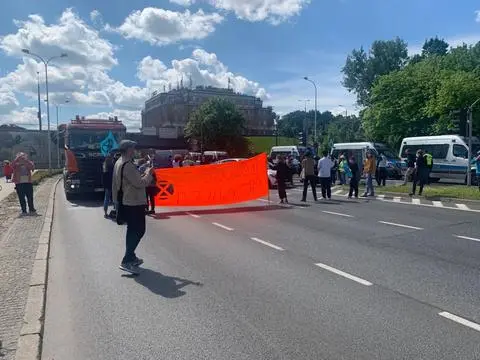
124, 269, 203, 298
150, 205, 288, 220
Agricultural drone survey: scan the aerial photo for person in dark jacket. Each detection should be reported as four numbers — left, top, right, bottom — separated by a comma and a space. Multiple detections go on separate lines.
275, 155, 289, 203
410, 150, 428, 196
348, 156, 360, 199
102, 154, 115, 218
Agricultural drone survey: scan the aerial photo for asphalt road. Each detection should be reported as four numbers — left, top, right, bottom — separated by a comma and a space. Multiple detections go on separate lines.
42, 182, 480, 360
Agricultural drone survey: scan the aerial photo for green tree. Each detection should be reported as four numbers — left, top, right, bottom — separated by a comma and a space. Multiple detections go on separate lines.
422, 37, 449, 57
342, 37, 409, 106
277, 110, 335, 143
321, 115, 364, 149
185, 98, 250, 156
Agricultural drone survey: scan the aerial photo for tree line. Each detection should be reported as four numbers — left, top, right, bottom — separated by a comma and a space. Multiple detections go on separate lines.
343, 36, 480, 148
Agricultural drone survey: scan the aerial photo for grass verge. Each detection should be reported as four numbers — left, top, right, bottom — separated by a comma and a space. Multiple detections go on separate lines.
377, 184, 480, 200
32, 169, 63, 186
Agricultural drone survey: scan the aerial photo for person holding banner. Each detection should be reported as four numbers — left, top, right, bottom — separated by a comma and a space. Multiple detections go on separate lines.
112, 140, 154, 275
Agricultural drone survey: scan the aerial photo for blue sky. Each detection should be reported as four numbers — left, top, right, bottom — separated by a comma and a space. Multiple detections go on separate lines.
0, 0, 479, 130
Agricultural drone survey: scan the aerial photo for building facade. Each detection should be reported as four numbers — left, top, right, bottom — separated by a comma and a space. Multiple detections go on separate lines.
141, 86, 275, 138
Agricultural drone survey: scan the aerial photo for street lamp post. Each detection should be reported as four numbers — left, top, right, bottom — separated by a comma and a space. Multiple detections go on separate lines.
338, 105, 348, 117
303, 77, 317, 141
467, 97, 480, 186
298, 99, 310, 145
22, 49, 67, 174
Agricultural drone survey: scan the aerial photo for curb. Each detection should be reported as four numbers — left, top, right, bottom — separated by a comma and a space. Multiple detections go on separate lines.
15, 178, 61, 360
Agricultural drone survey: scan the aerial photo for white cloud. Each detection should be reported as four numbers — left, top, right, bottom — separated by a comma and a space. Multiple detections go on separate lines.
210, 0, 310, 24
166, 0, 310, 24
137, 49, 268, 99
0, 107, 40, 126
0, 84, 19, 111
475, 10, 480, 23
0, 8, 117, 69
87, 109, 141, 131
170, 0, 195, 6
90, 9, 101, 22
109, 8, 223, 46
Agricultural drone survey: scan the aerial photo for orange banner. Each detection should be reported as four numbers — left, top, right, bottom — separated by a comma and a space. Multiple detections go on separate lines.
154, 153, 269, 206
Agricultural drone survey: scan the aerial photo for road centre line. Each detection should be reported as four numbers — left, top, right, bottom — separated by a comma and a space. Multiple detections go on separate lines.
315, 263, 373, 286
453, 235, 480, 243
212, 222, 234, 231
250, 237, 285, 251
186, 212, 201, 218
438, 312, 480, 332
378, 221, 423, 230
322, 210, 353, 218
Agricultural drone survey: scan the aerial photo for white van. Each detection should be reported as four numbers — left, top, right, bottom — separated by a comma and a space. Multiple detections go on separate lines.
331, 142, 402, 179
398, 135, 480, 182
269, 146, 300, 160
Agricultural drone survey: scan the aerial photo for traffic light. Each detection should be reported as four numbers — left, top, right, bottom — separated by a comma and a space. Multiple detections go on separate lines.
450, 109, 467, 136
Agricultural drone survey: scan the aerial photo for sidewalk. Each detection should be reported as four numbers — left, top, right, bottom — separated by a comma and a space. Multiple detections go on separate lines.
0, 181, 15, 203
0, 176, 60, 360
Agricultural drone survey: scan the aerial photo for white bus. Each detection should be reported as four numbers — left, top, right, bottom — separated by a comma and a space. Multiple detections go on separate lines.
398, 135, 480, 182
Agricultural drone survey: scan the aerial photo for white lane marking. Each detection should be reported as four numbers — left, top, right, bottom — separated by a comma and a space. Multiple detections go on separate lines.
376, 194, 385, 199
378, 221, 424, 230
333, 189, 344, 195
438, 312, 480, 332
456, 203, 470, 210
250, 237, 284, 251
322, 210, 353, 218
393, 197, 401, 203
258, 198, 271, 203
432, 201, 443, 207
378, 198, 480, 213
315, 263, 373, 286
212, 222, 234, 231
411, 198, 421, 205
454, 235, 480, 243
186, 212, 200, 218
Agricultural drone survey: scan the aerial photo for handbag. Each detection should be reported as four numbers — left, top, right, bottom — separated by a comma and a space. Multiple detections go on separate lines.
116, 162, 128, 225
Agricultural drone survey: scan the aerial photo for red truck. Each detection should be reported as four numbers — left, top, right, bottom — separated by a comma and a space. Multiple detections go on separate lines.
58, 116, 126, 199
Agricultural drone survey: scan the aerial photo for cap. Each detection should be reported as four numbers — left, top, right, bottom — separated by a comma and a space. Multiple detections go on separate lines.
118, 140, 137, 152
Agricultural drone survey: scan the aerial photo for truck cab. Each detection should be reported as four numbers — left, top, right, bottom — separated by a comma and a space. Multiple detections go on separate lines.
59, 116, 126, 199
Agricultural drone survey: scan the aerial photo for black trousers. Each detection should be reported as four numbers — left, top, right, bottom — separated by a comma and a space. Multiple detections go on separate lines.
377, 168, 387, 186
15, 183, 35, 213
412, 173, 427, 195
302, 175, 318, 201
320, 177, 331, 199
277, 180, 287, 200
122, 205, 146, 263
349, 177, 359, 198
145, 188, 156, 211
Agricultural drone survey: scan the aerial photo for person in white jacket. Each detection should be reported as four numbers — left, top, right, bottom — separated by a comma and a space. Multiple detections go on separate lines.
318, 150, 334, 199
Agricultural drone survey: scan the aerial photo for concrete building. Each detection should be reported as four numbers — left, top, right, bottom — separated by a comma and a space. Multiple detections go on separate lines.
141, 86, 275, 139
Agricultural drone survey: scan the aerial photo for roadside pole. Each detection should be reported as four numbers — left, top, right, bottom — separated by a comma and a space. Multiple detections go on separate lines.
467, 97, 480, 186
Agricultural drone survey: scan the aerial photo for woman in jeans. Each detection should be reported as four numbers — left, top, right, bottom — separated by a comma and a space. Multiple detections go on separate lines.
12, 152, 36, 216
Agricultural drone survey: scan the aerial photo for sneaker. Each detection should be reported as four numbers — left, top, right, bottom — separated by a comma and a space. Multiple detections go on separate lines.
20, 212, 28, 217
119, 262, 140, 275
132, 257, 144, 267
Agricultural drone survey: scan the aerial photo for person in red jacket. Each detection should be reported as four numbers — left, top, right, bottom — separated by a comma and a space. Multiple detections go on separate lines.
3, 160, 13, 182
11, 152, 36, 216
